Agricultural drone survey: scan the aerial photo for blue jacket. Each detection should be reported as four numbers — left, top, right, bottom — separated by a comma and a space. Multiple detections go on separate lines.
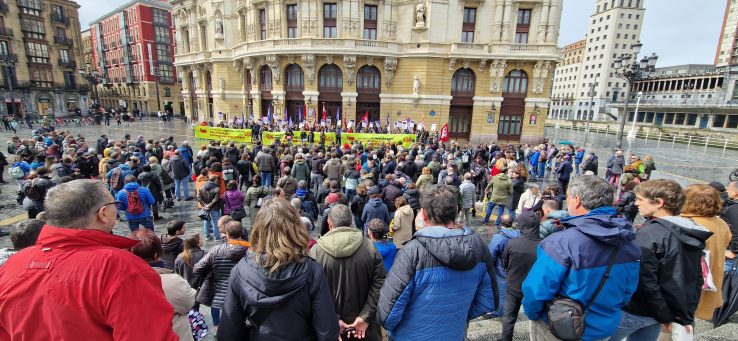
115, 182, 156, 220
178, 146, 192, 165
488, 228, 521, 278
378, 227, 495, 341
374, 240, 397, 272
362, 198, 390, 226
575, 150, 585, 163
529, 151, 540, 167
106, 164, 133, 183
522, 207, 641, 341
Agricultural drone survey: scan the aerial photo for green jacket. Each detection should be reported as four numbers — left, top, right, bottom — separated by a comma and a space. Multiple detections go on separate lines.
485, 173, 512, 205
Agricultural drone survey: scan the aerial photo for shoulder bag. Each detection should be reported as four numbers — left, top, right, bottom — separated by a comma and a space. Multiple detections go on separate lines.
545, 247, 620, 341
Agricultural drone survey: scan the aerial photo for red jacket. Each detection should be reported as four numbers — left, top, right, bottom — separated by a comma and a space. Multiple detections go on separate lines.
0, 225, 178, 341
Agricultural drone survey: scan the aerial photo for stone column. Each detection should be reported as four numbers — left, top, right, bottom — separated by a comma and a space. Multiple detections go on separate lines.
536, 0, 550, 44
492, 0, 504, 42
501, 0, 513, 43
546, 0, 562, 44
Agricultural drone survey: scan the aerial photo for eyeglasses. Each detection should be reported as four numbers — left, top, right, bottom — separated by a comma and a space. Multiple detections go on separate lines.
97, 201, 118, 212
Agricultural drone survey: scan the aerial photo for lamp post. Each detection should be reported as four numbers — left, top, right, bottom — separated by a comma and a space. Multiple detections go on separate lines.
625, 91, 643, 157
583, 80, 597, 148
78, 63, 101, 110
614, 41, 657, 149
2, 55, 17, 118
153, 66, 162, 113
557, 94, 563, 119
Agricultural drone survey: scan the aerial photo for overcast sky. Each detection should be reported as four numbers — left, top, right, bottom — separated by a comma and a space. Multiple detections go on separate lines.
78, 0, 724, 67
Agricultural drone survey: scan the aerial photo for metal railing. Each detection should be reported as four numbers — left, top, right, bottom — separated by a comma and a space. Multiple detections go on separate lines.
546, 121, 738, 157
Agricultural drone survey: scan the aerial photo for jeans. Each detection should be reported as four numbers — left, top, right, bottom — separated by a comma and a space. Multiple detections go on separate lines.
726, 258, 737, 273
483, 202, 506, 226
211, 307, 221, 326
345, 188, 356, 203
500, 291, 523, 341
575, 162, 582, 175
610, 310, 661, 341
537, 162, 547, 179
530, 164, 538, 179
203, 209, 222, 240
128, 216, 154, 231
311, 173, 323, 195
260, 171, 273, 188
174, 177, 189, 199
491, 274, 506, 317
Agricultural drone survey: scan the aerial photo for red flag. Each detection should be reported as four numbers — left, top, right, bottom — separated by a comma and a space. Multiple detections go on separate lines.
304, 104, 308, 122
321, 104, 327, 121
361, 111, 369, 124
439, 123, 449, 142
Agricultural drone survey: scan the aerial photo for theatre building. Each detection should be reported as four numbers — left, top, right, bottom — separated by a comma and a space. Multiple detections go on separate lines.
172, 0, 562, 143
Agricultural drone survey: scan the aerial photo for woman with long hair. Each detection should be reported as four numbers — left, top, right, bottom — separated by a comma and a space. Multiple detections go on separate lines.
681, 184, 731, 322
174, 233, 205, 288
218, 198, 338, 340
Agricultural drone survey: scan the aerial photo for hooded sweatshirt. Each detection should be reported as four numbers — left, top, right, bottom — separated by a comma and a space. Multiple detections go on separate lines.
623, 216, 713, 325
115, 181, 156, 220
362, 198, 390, 226
310, 227, 386, 341
217, 253, 339, 340
377, 226, 495, 340
160, 235, 184, 270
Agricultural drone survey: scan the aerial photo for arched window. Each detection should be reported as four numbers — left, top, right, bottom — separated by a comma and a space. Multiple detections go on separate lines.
285, 64, 304, 92
451, 68, 475, 96
260, 66, 272, 91
318, 64, 343, 92
503, 70, 527, 95
357, 66, 381, 91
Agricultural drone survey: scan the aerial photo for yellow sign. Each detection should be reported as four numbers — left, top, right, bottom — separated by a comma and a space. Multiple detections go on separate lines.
193, 126, 253, 143
343, 133, 417, 148
262, 131, 337, 146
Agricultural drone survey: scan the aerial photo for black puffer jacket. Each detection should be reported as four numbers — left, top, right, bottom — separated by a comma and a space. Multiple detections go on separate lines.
218, 253, 339, 340
402, 188, 421, 212
725, 200, 738, 253
616, 190, 638, 223
623, 216, 713, 325
382, 182, 403, 212
193, 240, 250, 309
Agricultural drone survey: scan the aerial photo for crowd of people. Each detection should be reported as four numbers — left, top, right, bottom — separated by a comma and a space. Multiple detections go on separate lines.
0, 124, 737, 341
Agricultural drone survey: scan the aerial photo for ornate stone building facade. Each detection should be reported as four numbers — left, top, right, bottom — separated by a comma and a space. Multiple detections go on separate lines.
172, 0, 561, 143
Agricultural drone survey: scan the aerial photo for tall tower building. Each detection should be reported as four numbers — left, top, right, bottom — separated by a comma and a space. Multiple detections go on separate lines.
715, 0, 738, 67
551, 0, 645, 120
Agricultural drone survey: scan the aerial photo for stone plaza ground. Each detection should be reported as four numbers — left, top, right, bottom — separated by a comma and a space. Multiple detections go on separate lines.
0, 119, 736, 340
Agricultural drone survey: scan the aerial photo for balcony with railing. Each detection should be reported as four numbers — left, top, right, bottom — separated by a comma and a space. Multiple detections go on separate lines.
58, 59, 76, 68
0, 53, 17, 62
0, 27, 12, 37
53, 36, 73, 47
51, 13, 70, 26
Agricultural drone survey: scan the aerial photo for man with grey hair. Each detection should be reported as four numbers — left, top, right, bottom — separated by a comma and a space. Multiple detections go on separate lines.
522, 175, 641, 340
0, 180, 178, 339
310, 204, 386, 340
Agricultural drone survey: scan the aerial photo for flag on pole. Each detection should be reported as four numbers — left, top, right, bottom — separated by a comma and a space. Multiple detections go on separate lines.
361, 111, 369, 124
289, 115, 293, 128
284, 106, 288, 123
335, 106, 340, 126
322, 104, 327, 122
267, 105, 272, 124
304, 104, 308, 122
439, 123, 449, 142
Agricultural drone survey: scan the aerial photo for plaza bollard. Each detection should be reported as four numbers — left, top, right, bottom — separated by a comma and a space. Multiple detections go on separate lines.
645, 130, 649, 144
657, 131, 662, 148
687, 135, 692, 150
705, 136, 709, 153
724, 139, 729, 157
672, 135, 676, 148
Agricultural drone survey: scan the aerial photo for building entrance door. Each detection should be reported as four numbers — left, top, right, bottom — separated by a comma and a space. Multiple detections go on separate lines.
449, 106, 472, 140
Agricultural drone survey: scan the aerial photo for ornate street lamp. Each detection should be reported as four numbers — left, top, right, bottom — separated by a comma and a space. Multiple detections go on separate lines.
614, 41, 657, 149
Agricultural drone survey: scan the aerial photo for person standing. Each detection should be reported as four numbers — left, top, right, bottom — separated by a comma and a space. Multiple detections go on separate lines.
174, 234, 205, 288
377, 186, 495, 340
218, 199, 338, 340
196, 174, 223, 241
726, 182, 738, 268
499, 211, 541, 341
193, 221, 250, 333
255, 147, 275, 187
170, 150, 192, 201
608, 150, 625, 186
129, 229, 196, 341
610, 180, 712, 340
555, 154, 573, 193
523, 175, 641, 341
116, 175, 156, 231
0, 180, 178, 340
459, 172, 476, 227
311, 204, 386, 340
681, 184, 732, 322
483, 169, 512, 228
159, 220, 186, 270
487, 214, 518, 318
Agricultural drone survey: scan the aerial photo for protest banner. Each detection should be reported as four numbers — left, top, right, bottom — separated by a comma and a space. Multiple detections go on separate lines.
193, 126, 252, 143
262, 131, 337, 146
343, 133, 417, 148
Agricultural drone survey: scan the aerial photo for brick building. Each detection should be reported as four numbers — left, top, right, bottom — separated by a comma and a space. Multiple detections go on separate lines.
88, 0, 181, 116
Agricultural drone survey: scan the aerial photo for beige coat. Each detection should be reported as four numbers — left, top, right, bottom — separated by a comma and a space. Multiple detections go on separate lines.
155, 268, 197, 341
681, 215, 732, 321
392, 204, 414, 248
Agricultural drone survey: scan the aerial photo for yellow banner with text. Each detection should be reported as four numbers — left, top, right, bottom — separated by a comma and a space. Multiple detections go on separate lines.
342, 133, 417, 148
